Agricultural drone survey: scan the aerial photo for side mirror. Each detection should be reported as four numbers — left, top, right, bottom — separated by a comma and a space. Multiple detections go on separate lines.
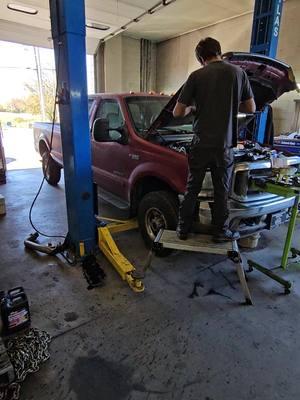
93, 118, 109, 142
93, 118, 129, 144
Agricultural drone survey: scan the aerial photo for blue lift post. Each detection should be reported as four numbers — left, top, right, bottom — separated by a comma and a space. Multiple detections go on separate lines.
49, 0, 96, 255
250, 0, 284, 144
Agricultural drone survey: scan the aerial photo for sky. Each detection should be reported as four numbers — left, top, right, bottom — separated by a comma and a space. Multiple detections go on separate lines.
0, 40, 95, 104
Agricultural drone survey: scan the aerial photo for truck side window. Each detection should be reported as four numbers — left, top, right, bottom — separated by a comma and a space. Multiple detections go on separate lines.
95, 100, 124, 141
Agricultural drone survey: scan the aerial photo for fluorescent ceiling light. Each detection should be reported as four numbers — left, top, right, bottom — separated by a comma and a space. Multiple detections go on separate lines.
7, 3, 38, 15
86, 22, 110, 31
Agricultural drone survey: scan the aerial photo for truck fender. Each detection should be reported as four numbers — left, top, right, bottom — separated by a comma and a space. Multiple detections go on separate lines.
128, 162, 187, 204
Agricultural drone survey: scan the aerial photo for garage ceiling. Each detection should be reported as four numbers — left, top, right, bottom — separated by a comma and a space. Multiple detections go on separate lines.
0, 0, 254, 54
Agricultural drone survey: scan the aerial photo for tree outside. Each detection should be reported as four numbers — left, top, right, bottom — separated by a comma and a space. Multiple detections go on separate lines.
0, 73, 56, 125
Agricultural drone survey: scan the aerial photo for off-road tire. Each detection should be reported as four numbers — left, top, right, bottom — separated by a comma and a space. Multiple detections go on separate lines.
138, 190, 179, 257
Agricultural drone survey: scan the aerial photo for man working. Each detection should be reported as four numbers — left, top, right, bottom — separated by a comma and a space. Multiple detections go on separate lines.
173, 37, 256, 241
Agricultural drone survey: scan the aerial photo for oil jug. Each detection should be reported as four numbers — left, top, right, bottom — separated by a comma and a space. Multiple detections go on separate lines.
0, 287, 31, 335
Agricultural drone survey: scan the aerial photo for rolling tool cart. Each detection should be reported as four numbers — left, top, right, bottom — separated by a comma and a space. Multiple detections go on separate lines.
154, 230, 253, 305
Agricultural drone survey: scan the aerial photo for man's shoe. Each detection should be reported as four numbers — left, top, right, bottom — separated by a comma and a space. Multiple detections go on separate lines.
176, 227, 189, 240
213, 229, 240, 242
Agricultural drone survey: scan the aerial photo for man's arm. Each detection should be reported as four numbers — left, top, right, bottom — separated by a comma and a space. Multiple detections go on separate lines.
173, 103, 194, 118
240, 70, 256, 113
239, 98, 256, 113
173, 73, 195, 118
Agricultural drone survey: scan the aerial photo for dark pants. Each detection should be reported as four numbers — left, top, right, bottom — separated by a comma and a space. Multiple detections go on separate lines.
179, 142, 234, 233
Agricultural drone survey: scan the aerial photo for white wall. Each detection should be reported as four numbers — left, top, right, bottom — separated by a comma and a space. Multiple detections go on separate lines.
121, 36, 140, 92
104, 35, 123, 92
104, 35, 140, 93
156, 13, 252, 93
156, 0, 300, 134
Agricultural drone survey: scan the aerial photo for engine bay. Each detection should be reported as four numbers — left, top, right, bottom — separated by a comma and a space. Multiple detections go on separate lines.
162, 135, 300, 165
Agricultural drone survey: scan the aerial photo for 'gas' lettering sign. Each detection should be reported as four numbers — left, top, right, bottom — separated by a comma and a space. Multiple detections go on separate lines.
273, 0, 282, 38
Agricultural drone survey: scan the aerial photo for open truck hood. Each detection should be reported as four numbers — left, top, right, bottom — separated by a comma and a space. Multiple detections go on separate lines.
147, 52, 298, 136
223, 52, 297, 110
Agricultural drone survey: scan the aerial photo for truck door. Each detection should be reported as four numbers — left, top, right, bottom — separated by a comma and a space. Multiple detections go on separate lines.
91, 99, 131, 200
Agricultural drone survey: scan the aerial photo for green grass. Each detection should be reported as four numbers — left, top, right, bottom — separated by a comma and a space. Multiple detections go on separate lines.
0, 112, 41, 128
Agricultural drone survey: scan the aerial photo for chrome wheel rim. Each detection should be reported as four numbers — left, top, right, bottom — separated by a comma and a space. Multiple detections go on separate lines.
145, 207, 167, 240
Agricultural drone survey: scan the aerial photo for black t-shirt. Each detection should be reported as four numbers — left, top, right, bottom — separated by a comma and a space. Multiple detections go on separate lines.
177, 60, 253, 148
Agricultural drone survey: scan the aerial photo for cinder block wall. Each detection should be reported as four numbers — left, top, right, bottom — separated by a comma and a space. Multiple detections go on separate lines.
156, 0, 300, 135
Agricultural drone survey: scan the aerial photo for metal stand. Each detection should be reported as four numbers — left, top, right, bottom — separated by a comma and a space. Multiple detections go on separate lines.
247, 260, 291, 294
247, 182, 300, 294
154, 230, 253, 305
281, 194, 300, 269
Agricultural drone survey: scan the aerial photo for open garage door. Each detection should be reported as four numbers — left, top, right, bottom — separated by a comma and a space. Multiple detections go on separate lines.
0, 40, 95, 171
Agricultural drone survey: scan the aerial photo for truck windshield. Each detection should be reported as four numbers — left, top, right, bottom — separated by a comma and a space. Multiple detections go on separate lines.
126, 96, 169, 133
126, 96, 194, 135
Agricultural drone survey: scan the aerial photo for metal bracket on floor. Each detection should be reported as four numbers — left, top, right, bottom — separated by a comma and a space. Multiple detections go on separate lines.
97, 217, 145, 293
247, 260, 292, 295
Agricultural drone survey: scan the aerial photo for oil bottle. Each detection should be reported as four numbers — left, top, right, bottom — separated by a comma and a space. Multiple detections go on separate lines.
0, 287, 31, 336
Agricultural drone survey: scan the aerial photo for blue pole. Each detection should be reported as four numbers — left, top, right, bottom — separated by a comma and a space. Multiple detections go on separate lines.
49, 0, 96, 254
250, 0, 283, 57
250, 0, 284, 144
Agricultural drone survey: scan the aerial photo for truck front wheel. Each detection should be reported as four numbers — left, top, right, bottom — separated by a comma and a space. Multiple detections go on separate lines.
42, 151, 61, 186
138, 191, 179, 256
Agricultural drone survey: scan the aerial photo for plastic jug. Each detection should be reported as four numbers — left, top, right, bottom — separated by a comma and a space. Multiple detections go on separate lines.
0, 287, 31, 335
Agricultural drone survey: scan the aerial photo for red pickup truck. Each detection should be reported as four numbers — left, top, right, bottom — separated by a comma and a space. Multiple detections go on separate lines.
34, 52, 300, 248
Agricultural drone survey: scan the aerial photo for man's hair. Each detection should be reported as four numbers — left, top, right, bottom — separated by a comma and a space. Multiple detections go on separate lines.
195, 37, 222, 63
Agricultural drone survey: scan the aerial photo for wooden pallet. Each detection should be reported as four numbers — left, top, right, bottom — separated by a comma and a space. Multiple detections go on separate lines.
157, 230, 235, 254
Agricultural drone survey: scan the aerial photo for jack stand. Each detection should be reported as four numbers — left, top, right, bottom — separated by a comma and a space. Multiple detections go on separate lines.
81, 254, 106, 290
97, 218, 144, 293
247, 260, 291, 294
154, 229, 253, 305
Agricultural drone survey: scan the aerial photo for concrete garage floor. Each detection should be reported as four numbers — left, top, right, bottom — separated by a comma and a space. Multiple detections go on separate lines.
1, 169, 300, 400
